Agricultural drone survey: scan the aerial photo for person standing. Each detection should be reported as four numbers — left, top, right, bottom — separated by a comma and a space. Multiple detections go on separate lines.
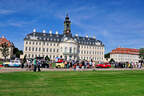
138, 62, 142, 69
64, 60, 67, 69
92, 61, 95, 69
37, 59, 41, 72
33, 58, 37, 72
89, 60, 92, 69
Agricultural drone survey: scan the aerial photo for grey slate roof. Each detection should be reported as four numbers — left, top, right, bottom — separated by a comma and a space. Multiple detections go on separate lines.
24, 32, 104, 46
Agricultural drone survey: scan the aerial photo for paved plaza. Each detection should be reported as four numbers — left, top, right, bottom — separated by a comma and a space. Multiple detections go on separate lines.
0, 67, 144, 73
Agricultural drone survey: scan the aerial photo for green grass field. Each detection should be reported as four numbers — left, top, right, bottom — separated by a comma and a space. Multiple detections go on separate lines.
0, 70, 144, 96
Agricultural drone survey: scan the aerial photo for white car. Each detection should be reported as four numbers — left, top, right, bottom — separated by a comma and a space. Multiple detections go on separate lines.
3, 59, 21, 67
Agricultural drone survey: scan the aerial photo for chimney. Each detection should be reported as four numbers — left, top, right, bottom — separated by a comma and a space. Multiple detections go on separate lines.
42, 30, 46, 33
56, 31, 58, 35
49, 30, 52, 36
75, 34, 78, 37
93, 36, 96, 39
86, 34, 88, 38
33, 28, 36, 32
2, 35, 5, 38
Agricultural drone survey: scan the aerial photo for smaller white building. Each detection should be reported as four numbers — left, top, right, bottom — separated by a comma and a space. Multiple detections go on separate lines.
0, 36, 14, 59
110, 48, 140, 63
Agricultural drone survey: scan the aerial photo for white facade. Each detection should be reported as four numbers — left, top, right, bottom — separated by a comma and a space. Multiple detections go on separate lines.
110, 53, 140, 63
24, 38, 104, 61
0, 47, 13, 59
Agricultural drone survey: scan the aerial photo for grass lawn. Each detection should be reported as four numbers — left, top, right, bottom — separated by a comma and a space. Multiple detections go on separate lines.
0, 70, 144, 96
0, 61, 3, 65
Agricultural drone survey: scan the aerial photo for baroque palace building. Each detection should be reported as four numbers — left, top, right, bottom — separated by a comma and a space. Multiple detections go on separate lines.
24, 14, 104, 61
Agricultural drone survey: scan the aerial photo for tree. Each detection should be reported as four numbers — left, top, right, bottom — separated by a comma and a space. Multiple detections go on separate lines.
104, 53, 110, 61
13, 47, 23, 58
109, 58, 115, 64
45, 55, 50, 61
139, 48, 144, 60
23, 55, 27, 64
0, 43, 9, 61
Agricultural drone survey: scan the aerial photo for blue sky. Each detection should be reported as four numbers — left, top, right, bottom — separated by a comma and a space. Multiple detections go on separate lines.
0, 0, 144, 53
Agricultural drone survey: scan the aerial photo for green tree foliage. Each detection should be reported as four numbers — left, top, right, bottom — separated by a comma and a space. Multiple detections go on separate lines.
13, 47, 23, 58
139, 48, 144, 60
0, 43, 9, 61
109, 58, 115, 64
23, 55, 27, 64
45, 55, 50, 61
104, 53, 110, 60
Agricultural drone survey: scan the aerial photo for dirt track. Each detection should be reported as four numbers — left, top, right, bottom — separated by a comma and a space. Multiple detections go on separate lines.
0, 67, 144, 73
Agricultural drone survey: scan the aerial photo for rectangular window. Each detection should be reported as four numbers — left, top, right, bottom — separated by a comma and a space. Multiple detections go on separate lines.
35, 47, 37, 51
32, 47, 34, 51
25, 47, 27, 51
47, 48, 48, 52
29, 47, 31, 51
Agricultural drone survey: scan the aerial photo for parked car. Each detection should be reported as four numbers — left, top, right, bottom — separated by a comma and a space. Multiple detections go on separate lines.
96, 63, 111, 68
3, 59, 21, 67
55, 59, 64, 68
0, 64, 3, 67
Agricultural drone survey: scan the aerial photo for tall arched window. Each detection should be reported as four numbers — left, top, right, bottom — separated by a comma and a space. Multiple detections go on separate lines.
74, 47, 75, 53
29, 47, 31, 51
70, 47, 72, 53
25, 47, 27, 51
64, 47, 67, 52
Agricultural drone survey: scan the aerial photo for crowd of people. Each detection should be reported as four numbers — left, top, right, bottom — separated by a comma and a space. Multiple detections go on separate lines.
114, 62, 142, 69
21, 56, 144, 72
56, 58, 96, 70
22, 57, 97, 72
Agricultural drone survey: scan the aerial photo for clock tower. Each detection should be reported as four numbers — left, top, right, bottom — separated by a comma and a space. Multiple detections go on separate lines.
64, 14, 72, 36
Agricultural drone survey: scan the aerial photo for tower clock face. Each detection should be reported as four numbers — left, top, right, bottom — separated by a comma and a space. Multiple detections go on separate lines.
67, 30, 69, 33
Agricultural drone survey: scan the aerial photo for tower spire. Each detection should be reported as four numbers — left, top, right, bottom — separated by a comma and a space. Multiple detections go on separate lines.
63, 13, 71, 36
66, 13, 69, 17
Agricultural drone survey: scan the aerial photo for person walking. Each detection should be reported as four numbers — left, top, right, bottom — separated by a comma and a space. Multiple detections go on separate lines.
89, 60, 92, 69
138, 62, 142, 69
37, 59, 41, 72
33, 58, 37, 72
64, 60, 67, 69
92, 61, 95, 69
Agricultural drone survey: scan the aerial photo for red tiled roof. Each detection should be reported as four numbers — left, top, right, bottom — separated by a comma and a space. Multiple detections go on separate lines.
110, 48, 139, 55
0, 37, 12, 47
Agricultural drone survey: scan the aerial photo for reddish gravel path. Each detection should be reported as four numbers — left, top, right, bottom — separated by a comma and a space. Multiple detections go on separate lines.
0, 67, 144, 73
0, 68, 26, 73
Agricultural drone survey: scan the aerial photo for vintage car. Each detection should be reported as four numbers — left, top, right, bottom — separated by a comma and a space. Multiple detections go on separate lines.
0, 64, 3, 67
55, 59, 64, 68
3, 59, 21, 67
96, 63, 111, 68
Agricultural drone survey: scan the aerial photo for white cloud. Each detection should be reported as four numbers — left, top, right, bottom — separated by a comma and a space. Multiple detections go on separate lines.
0, 9, 15, 15
0, 20, 37, 27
